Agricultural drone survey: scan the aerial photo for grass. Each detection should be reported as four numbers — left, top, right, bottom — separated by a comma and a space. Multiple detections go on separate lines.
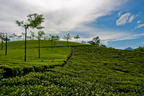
0, 40, 83, 65
0, 42, 144, 95
0, 47, 70, 67
0, 40, 82, 78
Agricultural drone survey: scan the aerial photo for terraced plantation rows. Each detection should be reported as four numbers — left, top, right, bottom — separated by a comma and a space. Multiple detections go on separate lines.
0, 40, 82, 78
1, 44, 144, 96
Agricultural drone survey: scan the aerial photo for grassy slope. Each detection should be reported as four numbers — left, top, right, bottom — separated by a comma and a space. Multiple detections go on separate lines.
0, 45, 144, 95
0, 40, 81, 66
0, 40, 82, 77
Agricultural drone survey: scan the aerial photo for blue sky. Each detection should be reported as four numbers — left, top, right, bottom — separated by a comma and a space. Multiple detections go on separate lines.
87, 0, 144, 49
0, 0, 144, 49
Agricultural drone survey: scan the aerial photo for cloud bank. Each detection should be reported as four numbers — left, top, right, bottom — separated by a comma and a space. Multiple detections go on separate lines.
69, 26, 144, 45
22, 0, 127, 33
0, 0, 126, 33
2, 0, 141, 45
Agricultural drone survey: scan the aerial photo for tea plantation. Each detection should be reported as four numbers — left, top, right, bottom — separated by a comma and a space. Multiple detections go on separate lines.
0, 41, 144, 96
0, 40, 82, 78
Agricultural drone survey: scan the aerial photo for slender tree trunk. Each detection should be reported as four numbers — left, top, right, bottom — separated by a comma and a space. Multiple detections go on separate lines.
38, 38, 40, 58
54, 41, 56, 47
67, 39, 69, 47
1, 40, 3, 50
5, 34, 7, 56
24, 27, 27, 62
51, 40, 53, 48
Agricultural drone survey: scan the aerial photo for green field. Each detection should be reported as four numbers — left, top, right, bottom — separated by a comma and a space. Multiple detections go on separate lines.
0, 40, 82, 77
0, 40, 73, 65
0, 41, 144, 96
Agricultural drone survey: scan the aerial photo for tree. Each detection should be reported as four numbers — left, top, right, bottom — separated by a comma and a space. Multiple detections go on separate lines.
9, 33, 17, 41
81, 40, 86, 44
37, 31, 45, 58
9, 33, 17, 38
4, 33, 8, 56
44, 35, 49, 40
30, 31, 35, 40
135, 46, 144, 52
16, 14, 39, 62
53, 35, 59, 47
49, 35, 60, 48
27, 13, 44, 30
16, 13, 44, 61
0, 32, 4, 50
2, 33, 13, 56
17, 35, 22, 39
49, 35, 54, 48
88, 36, 100, 46
27, 13, 44, 58
63, 33, 71, 47
74, 35, 80, 40
16, 20, 30, 62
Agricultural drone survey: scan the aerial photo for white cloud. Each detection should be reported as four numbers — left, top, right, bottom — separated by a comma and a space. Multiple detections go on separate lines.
66, 26, 144, 45
0, 0, 126, 34
128, 15, 134, 23
3, 0, 143, 46
116, 12, 135, 26
136, 24, 144, 29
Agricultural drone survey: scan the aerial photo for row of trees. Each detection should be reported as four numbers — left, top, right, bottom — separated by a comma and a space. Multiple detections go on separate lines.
0, 13, 101, 62
0, 31, 81, 58
15, 13, 82, 62
0, 33, 17, 56
14, 32, 80, 46
16, 13, 44, 62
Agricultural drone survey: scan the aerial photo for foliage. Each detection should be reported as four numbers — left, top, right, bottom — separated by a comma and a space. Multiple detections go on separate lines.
27, 13, 44, 29
63, 33, 71, 41
63, 33, 71, 47
134, 46, 144, 52
49, 35, 59, 41
49, 35, 60, 48
74, 35, 80, 40
38, 31, 45, 39
16, 13, 44, 62
88, 36, 100, 46
0, 45, 144, 95
0, 40, 83, 78
30, 31, 35, 40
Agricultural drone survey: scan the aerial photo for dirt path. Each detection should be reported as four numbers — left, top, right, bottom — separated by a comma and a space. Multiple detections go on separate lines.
48, 47, 75, 69
2, 47, 75, 78
62, 47, 74, 65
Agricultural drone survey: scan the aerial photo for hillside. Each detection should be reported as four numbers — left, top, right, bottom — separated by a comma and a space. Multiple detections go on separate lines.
0, 42, 144, 95
0, 40, 83, 78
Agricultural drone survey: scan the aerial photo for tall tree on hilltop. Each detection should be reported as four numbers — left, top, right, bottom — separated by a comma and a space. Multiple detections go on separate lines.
88, 36, 100, 46
53, 35, 60, 47
16, 13, 44, 62
30, 31, 35, 40
2, 33, 15, 56
16, 19, 30, 62
4, 33, 8, 56
63, 33, 71, 47
49, 35, 60, 48
49, 35, 54, 48
27, 13, 44, 58
37, 31, 45, 58
74, 35, 80, 41
0, 32, 4, 50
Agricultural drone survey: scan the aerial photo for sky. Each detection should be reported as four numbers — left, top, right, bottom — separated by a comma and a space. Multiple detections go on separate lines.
0, 0, 144, 49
